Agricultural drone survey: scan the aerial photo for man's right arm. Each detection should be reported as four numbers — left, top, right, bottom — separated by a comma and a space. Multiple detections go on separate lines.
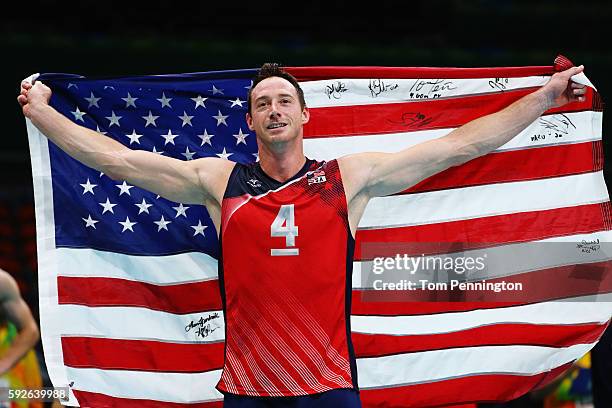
19, 81, 233, 206
0, 270, 39, 376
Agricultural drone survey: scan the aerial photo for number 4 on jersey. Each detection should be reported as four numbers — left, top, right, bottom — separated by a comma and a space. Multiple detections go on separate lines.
270, 204, 299, 256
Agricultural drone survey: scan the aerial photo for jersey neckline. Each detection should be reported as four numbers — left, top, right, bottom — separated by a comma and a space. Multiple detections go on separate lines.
254, 157, 317, 187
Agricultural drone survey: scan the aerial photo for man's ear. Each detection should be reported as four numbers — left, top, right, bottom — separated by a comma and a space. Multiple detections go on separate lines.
302, 107, 310, 124
246, 112, 254, 131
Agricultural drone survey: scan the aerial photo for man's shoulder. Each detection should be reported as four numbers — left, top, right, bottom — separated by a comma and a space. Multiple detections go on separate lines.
0, 270, 18, 300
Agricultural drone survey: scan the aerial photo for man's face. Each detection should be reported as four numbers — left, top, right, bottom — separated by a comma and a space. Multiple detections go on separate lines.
246, 76, 309, 146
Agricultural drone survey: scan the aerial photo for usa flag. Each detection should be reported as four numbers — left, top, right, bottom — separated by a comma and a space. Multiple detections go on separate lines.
25, 57, 612, 407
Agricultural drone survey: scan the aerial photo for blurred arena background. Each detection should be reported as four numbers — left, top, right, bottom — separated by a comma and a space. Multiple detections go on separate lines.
1, 1, 610, 406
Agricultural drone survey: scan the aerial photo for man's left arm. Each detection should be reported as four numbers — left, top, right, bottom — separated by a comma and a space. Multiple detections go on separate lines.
0, 272, 40, 375
340, 65, 587, 204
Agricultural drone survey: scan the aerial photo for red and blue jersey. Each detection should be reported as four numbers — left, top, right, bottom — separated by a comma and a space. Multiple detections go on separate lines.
216, 158, 358, 397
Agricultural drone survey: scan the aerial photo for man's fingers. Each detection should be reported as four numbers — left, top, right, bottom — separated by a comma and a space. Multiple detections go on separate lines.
573, 87, 586, 94
17, 94, 27, 106
571, 64, 585, 75
557, 64, 584, 81
21, 81, 32, 90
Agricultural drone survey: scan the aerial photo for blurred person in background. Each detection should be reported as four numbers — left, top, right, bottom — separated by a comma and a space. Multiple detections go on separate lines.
591, 324, 611, 407
0, 269, 41, 408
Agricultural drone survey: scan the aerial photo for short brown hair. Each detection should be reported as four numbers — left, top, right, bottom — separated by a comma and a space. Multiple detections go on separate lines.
247, 63, 306, 114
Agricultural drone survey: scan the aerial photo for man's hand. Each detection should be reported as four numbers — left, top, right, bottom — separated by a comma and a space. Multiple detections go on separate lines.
17, 80, 52, 119
539, 65, 587, 110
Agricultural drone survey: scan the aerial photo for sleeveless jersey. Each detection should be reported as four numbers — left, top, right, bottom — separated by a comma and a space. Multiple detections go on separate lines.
216, 158, 358, 397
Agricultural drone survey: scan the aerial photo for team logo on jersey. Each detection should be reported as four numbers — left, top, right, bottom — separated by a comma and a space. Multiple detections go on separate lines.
307, 169, 327, 185
247, 178, 262, 188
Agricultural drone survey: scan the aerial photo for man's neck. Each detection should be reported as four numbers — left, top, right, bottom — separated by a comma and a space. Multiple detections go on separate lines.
258, 147, 307, 183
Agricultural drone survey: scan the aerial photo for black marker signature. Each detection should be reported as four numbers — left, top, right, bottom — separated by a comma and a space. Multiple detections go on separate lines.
489, 78, 509, 91
532, 114, 577, 142
409, 79, 457, 99
369, 79, 399, 98
325, 81, 348, 99
577, 239, 600, 254
185, 313, 220, 338
539, 114, 577, 135
196, 325, 218, 338
388, 112, 435, 128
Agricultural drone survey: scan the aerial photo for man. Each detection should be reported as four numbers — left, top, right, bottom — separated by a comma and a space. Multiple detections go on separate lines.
18, 63, 586, 407
0, 269, 40, 378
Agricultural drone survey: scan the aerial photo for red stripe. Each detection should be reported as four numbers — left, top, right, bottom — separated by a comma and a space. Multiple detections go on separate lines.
404, 142, 598, 194
360, 363, 572, 408
62, 337, 224, 372
352, 323, 607, 358
355, 260, 612, 305
287, 65, 554, 81
57, 276, 222, 313
355, 203, 608, 259
304, 88, 594, 138
73, 390, 222, 408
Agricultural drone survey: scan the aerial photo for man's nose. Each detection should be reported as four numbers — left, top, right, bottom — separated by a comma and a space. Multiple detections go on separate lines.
269, 107, 280, 119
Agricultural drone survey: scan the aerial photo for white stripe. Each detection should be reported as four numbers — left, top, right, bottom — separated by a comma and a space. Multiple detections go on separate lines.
304, 111, 601, 160
59, 296, 612, 341
58, 305, 225, 343
302, 76, 550, 108
354, 230, 612, 288
351, 301, 612, 335
67, 367, 223, 403
26, 121, 81, 405
356, 343, 595, 389
56, 247, 218, 284
359, 171, 609, 229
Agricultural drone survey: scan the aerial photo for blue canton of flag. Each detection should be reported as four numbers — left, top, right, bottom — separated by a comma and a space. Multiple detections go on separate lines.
40, 69, 259, 258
